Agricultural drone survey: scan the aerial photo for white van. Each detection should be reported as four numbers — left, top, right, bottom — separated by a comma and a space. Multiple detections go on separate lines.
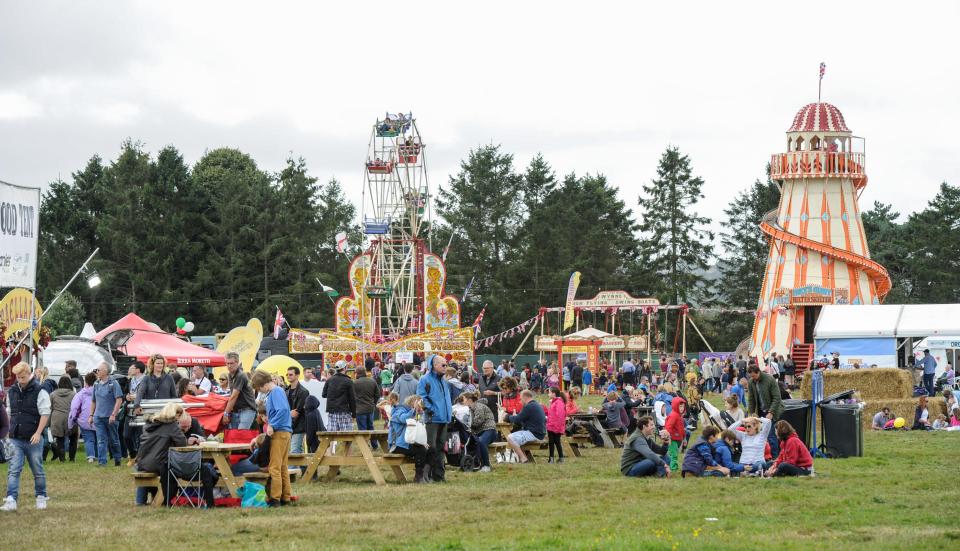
40, 336, 115, 379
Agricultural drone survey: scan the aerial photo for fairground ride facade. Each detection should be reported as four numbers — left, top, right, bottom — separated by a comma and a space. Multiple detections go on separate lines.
289, 114, 473, 367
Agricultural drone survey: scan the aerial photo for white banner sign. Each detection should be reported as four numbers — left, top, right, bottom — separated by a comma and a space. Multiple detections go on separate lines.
0, 181, 40, 289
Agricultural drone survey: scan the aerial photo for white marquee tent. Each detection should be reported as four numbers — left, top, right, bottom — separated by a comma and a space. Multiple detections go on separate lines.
814, 304, 960, 372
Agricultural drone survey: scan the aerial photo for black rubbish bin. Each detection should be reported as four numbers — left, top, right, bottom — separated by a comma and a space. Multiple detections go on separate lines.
819, 403, 863, 458
780, 399, 812, 449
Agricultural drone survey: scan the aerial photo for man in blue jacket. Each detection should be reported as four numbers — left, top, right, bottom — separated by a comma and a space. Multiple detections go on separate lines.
417, 354, 452, 482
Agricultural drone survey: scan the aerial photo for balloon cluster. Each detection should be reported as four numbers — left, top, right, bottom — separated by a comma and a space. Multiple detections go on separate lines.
175, 316, 196, 335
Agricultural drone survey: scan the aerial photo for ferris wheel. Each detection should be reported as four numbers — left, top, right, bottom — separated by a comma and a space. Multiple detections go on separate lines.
359, 112, 431, 339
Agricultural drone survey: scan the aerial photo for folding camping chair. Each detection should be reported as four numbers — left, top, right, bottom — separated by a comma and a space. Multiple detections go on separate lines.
167, 449, 204, 508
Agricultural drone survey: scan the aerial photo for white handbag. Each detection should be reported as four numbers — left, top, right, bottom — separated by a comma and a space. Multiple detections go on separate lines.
405, 417, 428, 447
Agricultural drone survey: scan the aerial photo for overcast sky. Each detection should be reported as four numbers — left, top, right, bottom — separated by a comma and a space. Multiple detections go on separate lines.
2, 1, 959, 238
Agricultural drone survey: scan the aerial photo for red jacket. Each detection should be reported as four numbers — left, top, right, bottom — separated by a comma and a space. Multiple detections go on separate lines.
774, 432, 813, 469
501, 393, 523, 416
664, 396, 687, 442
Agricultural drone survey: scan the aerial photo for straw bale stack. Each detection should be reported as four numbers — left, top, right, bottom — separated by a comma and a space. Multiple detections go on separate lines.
799, 368, 913, 401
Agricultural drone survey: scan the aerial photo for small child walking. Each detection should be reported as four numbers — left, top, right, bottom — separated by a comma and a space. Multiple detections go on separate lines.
664, 397, 687, 471
251, 370, 294, 506
545, 387, 567, 463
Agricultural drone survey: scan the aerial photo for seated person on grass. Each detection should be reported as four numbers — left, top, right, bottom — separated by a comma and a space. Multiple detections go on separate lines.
727, 416, 772, 473
620, 415, 671, 478
680, 426, 729, 478
912, 396, 932, 431
764, 420, 813, 477
506, 390, 546, 464
713, 430, 751, 477
871, 407, 893, 431
723, 395, 745, 425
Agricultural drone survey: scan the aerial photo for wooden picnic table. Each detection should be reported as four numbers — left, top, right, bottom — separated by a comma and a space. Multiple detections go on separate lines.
301, 430, 409, 486
169, 442, 252, 497
570, 412, 616, 448
495, 422, 514, 440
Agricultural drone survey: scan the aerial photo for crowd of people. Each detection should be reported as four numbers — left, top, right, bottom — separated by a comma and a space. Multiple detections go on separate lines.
6, 347, 910, 512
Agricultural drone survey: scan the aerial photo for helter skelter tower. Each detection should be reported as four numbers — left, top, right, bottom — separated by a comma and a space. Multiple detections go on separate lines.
749, 102, 891, 362
334, 113, 461, 341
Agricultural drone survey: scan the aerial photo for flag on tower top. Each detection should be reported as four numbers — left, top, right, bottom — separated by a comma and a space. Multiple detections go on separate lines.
335, 231, 348, 253
819, 62, 826, 79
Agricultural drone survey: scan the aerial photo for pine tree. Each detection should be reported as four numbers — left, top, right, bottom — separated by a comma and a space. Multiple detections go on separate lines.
716, 168, 780, 308
861, 201, 911, 303
710, 167, 780, 349
435, 145, 525, 348
900, 183, 960, 303
637, 146, 714, 305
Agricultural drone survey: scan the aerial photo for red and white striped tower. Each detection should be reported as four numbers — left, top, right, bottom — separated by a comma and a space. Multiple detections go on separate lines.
750, 102, 891, 362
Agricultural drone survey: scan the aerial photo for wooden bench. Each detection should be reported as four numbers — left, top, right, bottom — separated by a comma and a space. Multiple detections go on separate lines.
537, 436, 582, 458
132, 472, 163, 507
570, 434, 593, 449
380, 452, 416, 482
520, 441, 544, 463
287, 453, 309, 467
605, 429, 624, 448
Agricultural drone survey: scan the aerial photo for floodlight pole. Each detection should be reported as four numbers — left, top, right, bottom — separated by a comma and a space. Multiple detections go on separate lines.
4, 248, 100, 371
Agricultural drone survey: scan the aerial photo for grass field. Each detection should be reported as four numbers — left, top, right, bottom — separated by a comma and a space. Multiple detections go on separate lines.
2, 396, 956, 550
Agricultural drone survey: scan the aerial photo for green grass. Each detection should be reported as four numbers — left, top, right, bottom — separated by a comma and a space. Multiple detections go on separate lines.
2, 397, 956, 550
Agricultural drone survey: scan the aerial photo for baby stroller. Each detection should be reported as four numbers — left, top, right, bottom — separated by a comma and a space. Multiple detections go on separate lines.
699, 399, 729, 430
445, 406, 483, 472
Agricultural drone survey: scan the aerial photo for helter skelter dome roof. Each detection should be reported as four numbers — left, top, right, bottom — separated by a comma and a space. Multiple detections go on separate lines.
788, 102, 850, 133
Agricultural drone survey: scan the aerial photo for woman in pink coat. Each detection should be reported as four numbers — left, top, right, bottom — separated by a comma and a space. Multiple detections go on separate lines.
544, 387, 567, 463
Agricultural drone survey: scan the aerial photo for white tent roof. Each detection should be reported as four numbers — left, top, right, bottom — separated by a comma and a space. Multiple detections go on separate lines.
814, 304, 960, 339
564, 326, 612, 339
895, 304, 960, 337
814, 305, 902, 338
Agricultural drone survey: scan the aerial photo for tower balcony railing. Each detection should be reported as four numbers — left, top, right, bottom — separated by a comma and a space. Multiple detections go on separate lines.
770, 151, 865, 181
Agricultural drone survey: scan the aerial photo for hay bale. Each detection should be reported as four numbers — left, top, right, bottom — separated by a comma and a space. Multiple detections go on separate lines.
799, 368, 913, 401
858, 397, 947, 431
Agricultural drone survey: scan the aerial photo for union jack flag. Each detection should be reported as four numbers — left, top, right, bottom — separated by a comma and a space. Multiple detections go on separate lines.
819, 62, 826, 79
471, 306, 486, 338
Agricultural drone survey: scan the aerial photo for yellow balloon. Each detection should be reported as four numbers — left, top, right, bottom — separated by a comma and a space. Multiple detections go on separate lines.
214, 318, 263, 378
254, 355, 303, 377
893, 417, 905, 428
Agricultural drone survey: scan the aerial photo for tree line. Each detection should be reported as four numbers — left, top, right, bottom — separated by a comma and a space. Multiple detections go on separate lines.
37, 140, 356, 335
35, 140, 957, 353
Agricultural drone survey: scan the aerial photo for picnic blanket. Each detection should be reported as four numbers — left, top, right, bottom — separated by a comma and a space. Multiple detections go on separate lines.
182, 393, 229, 434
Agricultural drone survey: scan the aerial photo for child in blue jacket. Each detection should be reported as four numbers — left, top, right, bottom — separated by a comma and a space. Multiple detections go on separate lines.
713, 430, 753, 477
680, 426, 729, 477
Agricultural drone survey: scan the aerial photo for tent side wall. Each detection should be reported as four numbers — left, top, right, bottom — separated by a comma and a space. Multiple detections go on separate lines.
814, 337, 897, 368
